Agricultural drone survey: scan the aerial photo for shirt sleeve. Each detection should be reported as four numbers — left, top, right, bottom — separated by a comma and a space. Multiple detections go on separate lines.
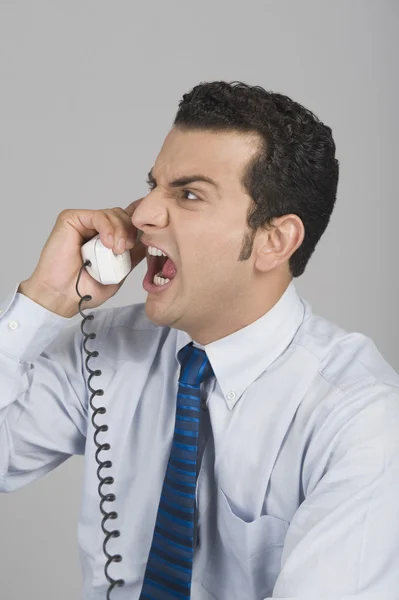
0, 282, 97, 492
266, 385, 399, 600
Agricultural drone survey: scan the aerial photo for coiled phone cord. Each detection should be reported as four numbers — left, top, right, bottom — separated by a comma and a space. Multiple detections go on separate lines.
76, 260, 125, 599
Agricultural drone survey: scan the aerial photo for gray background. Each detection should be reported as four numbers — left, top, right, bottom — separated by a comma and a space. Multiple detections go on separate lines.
0, 1, 398, 598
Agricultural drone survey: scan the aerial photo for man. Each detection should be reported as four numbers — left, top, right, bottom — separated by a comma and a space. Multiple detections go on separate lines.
1, 81, 399, 599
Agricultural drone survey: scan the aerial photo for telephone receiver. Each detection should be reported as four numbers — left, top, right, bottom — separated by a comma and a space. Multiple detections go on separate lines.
81, 229, 144, 285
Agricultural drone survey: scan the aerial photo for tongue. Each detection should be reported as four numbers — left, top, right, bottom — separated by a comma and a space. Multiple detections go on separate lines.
161, 257, 177, 280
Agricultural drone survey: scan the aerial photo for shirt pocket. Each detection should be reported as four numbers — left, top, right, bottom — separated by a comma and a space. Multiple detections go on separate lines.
202, 486, 289, 600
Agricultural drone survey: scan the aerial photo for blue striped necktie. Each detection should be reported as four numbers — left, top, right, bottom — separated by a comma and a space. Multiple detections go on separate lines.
139, 342, 214, 600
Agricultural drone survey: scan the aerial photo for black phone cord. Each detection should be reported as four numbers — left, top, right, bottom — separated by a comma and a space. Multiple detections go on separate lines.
76, 260, 125, 599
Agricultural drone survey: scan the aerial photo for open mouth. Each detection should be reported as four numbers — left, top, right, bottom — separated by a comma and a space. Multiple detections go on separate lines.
149, 253, 175, 278
144, 252, 178, 293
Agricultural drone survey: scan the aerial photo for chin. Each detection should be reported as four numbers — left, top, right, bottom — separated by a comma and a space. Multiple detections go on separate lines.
145, 301, 170, 325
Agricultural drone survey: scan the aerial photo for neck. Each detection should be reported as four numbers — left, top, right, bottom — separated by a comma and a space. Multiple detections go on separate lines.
189, 274, 293, 346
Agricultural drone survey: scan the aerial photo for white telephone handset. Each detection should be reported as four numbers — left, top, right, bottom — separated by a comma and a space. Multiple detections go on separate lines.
81, 230, 143, 285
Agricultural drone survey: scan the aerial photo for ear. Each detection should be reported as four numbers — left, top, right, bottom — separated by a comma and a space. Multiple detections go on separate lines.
256, 214, 305, 272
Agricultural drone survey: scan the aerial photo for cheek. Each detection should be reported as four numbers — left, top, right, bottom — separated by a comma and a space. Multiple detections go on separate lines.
191, 250, 231, 284
183, 236, 240, 283
182, 250, 214, 282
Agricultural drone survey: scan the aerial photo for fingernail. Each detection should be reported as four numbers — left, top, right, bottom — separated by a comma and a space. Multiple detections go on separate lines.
117, 237, 125, 251
107, 234, 113, 246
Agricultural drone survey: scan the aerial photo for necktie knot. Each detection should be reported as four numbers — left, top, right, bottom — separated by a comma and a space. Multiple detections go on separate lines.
177, 342, 214, 387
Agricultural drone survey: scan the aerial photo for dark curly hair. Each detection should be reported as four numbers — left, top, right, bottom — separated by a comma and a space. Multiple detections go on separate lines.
173, 81, 339, 278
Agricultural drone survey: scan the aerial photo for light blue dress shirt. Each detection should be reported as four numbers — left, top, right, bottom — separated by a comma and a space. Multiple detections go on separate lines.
1, 280, 399, 599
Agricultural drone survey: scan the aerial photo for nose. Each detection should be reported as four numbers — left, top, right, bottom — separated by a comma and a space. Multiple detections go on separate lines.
130, 192, 169, 233
127, 196, 147, 230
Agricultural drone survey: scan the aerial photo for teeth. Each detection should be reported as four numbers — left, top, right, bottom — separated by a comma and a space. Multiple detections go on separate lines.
148, 246, 167, 257
153, 272, 171, 286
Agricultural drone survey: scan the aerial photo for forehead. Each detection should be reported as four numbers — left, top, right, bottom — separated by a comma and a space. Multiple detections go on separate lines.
154, 127, 261, 184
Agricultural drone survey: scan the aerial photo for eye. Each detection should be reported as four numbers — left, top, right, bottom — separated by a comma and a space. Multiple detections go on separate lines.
146, 179, 200, 201
180, 189, 200, 201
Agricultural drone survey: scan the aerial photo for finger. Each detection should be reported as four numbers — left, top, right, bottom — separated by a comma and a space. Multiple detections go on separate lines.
67, 210, 117, 245
105, 207, 141, 250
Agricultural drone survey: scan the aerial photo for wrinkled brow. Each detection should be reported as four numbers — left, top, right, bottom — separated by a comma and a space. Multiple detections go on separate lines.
147, 168, 219, 189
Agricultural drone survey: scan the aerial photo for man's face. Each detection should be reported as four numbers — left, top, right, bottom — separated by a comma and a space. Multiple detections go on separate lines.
132, 127, 265, 344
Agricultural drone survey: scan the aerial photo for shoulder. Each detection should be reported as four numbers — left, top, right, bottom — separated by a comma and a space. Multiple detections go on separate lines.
293, 301, 399, 394
294, 302, 399, 493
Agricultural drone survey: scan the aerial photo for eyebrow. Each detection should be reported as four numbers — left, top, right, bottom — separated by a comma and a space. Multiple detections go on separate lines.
147, 168, 219, 190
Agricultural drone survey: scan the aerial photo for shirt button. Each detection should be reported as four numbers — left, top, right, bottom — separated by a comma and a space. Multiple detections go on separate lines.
227, 391, 236, 400
8, 320, 19, 330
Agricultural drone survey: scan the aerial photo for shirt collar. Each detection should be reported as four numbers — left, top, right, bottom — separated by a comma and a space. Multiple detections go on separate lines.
175, 280, 305, 410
